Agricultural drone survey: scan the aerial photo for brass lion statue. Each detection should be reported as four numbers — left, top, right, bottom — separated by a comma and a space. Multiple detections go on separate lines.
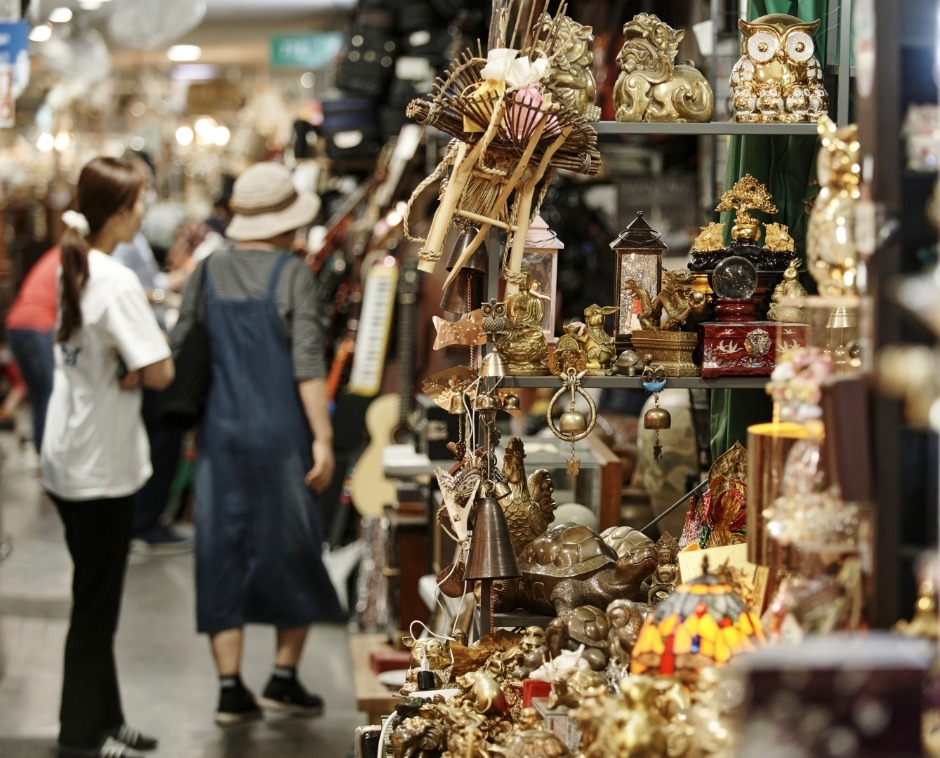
614, 13, 714, 123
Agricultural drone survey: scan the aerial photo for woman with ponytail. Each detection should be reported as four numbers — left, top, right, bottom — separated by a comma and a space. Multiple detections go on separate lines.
41, 156, 174, 758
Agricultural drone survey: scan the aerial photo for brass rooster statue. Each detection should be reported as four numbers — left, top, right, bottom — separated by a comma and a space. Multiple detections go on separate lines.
500, 436, 557, 555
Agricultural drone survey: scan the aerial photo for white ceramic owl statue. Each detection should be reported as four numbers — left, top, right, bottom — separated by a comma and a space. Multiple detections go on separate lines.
730, 13, 828, 123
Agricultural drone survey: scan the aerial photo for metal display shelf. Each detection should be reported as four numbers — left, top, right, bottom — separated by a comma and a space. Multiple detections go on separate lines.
593, 121, 819, 137
498, 375, 771, 390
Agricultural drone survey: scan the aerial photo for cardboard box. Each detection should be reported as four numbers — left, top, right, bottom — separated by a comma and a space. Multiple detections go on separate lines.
532, 696, 581, 751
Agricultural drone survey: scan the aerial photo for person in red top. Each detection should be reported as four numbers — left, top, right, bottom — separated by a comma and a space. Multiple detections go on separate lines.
5, 245, 60, 452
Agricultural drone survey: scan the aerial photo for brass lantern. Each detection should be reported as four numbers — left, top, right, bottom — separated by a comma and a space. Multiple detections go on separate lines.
521, 213, 563, 344
610, 211, 666, 351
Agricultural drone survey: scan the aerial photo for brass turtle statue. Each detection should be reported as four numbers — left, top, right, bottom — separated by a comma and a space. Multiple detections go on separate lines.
493, 522, 658, 616
545, 604, 610, 670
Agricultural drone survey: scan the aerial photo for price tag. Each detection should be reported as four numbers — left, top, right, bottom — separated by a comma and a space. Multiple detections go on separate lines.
0, 65, 13, 128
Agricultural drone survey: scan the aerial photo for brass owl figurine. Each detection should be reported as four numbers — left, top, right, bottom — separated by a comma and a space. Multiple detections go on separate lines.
729, 14, 828, 123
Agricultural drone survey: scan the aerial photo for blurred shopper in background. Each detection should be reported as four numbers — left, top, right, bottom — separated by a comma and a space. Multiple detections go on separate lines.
172, 161, 341, 725
4, 245, 59, 450
41, 155, 175, 758
113, 151, 193, 555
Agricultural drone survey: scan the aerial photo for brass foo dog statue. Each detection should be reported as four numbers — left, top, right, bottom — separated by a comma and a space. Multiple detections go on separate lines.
614, 13, 714, 123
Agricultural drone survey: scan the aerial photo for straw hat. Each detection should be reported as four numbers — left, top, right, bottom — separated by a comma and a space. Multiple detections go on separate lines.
226, 162, 320, 241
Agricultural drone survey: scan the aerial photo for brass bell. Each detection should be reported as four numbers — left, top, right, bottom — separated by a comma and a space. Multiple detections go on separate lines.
558, 410, 588, 435
501, 393, 521, 411
475, 393, 498, 411
644, 405, 671, 430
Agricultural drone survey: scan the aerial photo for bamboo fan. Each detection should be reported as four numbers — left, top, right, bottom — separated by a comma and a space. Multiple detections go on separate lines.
406, 0, 600, 278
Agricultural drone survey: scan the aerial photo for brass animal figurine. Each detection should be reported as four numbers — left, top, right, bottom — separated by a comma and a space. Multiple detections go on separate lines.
767, 257, 809, 322
545, 604, 610, 671
401, 634, 454, 693
576, 304, 619, 375
499, 436, 556, 555
622, 270, 708, 331
548, 667, 608, 710
533, 12, 601, 121
391, 716, 444, 758
614, 13, 714, 123
493, 522, 658, 616
606, 598, 651, 670
691, 221, 725, 252
493, 707, 571, 757
432, 310, 487, 349
730, 13, 828, 123
763, 222, 796, 252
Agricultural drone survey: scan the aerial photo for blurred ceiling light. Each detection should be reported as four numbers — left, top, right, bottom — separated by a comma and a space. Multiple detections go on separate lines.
213, 126, 230, 146
194, 116, 217, 144
78, 1, 102, 9
28, 24, 53, 42
176, 125, 194, 146
54, 132, 72, 152
48, 7, 73, 23
167, 45, 201, 62
36, 132, 55, 151
170, 64, 220, 82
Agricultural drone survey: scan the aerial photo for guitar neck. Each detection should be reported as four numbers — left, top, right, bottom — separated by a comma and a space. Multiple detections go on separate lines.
395, 258, 420, 434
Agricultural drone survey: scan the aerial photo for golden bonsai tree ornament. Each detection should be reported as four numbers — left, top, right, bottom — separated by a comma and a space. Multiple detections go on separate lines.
715, 173, 778, 244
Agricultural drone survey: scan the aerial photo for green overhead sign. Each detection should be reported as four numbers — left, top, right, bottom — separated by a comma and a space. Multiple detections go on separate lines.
270, 32, 343, 70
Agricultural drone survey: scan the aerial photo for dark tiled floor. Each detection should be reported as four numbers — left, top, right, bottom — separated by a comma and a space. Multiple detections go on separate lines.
0, 413, 367, 757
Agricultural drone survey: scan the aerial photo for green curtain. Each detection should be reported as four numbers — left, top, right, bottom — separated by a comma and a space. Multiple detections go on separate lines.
709, 0, 827, 461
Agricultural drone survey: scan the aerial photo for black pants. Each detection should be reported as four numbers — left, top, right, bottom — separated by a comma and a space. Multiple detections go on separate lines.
133, 389, 184, 537
52, 493, 135, 749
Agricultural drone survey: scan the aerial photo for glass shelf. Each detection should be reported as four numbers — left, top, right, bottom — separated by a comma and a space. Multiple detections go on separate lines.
593, 121, 819, 137
498, 375, 770, 390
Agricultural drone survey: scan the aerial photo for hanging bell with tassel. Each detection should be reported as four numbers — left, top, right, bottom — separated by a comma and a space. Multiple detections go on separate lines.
642, 362, 670, 462
643, 393, 671, 461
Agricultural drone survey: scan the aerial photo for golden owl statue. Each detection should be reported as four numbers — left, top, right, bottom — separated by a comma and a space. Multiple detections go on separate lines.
729, 14, 828, 123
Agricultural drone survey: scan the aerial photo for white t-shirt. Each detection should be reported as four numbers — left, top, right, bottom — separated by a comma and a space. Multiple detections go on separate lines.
41, 250, 171, 501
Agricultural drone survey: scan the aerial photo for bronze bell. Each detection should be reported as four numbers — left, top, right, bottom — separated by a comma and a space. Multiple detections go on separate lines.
644, 405, 672, 430
558, 409, 588, 435
465, 496, 521, 581
475, 393, 498, 411
501, 393, 521, 411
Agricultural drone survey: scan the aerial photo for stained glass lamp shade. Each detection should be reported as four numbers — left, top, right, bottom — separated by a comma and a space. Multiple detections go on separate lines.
630, 573, 765, 680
